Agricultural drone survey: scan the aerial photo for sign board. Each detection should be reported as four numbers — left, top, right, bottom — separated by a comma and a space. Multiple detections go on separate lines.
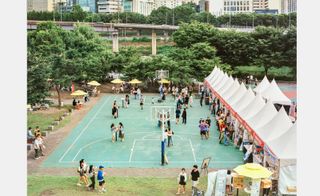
233, 175, 245, 189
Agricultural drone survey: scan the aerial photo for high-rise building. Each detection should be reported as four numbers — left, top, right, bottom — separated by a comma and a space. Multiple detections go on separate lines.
252, 0, 280, 14
281, 0, 296, 13
123, 0, 133, 12
132, 0, 154, 16
97, 0, 122, 13
27, 0, 55, 12
154, 0, 183, 9
223, 0, 253, 14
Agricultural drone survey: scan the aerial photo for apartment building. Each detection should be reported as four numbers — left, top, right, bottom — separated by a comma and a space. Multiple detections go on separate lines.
281, 0, 296, 13
97, 0, 121, 13
27, 0, 55, 12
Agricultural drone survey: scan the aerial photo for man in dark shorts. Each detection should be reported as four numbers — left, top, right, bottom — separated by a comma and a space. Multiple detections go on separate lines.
97, 165, 106, 193
191, 165, 200, 192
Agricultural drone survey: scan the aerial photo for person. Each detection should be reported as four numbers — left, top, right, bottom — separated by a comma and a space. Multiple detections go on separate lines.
205, 117, 211, 138
72, 98, 77, 108
189, 95, 193, 107
167, 112, 171, 128
111, 100, 118, 119
77, 159, 89, 187
137, 87, 141, 100
33, 134, 43, 159
125, 94, 130, 108
27, 127, 34, 141
261, 178, 272, 196
118, 122, 125, 142
226, 170, 232, 194
199, 120, 208, 140
167, 128, 173, 147
140, 95, 144, 110
88, 165, 96, 191
34, 126, 41, 137
176, 168, 187, 195
97, 165, 106, 193
175, 108, 181, 124
182, 108, 187, 124
111, 123, 117, 143
184, 94, 189, 108
112, 85, 116, 93
191, 165, 200, 192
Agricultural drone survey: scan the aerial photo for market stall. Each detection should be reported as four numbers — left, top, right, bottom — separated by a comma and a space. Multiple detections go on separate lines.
261, 79, 292, 106
253, 75, 270, 94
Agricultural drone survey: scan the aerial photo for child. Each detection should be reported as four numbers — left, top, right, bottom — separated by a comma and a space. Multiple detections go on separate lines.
182, 108, 187, 124
176, 168, 187, 194
97, 165, 106, 193
110, 123, 116, 143
118, 122, 125, 142
140, 95, 144, 110
77, 159, 89, 187
88, 165, 96, 191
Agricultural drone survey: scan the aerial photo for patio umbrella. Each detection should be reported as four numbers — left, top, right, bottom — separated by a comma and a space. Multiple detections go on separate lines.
87, 80, 101, 86
70, 90, 87, 96
128, 79, 142, 84
234, 163, 272, 179
158, 78, 170, 84
111, 78, 124, 84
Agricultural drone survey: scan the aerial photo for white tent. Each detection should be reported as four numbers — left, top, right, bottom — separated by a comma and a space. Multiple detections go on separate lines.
207, 69, 221, 84
238, 93, 266, 120
232, 87, 255, 114
212, 73, 228, 90
214, 74, 230, 93
216, 76, 234, 95
261, 79, 292, 105
220, 78, 240, 98
253, 75, 270, 93
209, 70, 223, 86
205, 67, 218, 81
246, 100, 278, 130
226, 83, 247, 106
266, 121, 296, 159
255, 107, 293, 143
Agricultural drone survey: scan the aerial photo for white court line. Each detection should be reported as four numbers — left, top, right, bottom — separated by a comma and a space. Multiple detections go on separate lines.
129, 140, 136, 162
59, 160, 243, 163
189, 139, 197, 163
59, 96, 111, 163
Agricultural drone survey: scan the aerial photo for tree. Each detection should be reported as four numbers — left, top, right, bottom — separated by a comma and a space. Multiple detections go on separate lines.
172, 3, 196, 25
148, 6, 172, 25
71, 5, 87, 22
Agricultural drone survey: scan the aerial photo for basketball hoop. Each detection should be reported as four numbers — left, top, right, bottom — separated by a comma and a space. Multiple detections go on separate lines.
155, 69, 169, 80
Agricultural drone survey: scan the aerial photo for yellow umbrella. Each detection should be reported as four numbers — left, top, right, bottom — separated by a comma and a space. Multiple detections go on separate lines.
70, 90, 87, 96
128, 79, 142, 84
158, 78, 170, 84
111, 78, 124, 84
234, 163, 273, 179
87, 80, 101, 86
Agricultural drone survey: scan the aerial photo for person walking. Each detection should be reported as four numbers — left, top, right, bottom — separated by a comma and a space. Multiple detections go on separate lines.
140, 95, 144, 110
175, 108, 181, 124
167, 128, 174, 147
77, 159, 89, 187
33, 134, 43, 159
182, 108, 187, 124
27, 127, 34, 141
191, 165, 200, 193
118, 122, 125, 142
226, 170, 233, 194
88, 165, 96, 191
205, 117, 211, 139
97, 165, 106, 193
125, 94, 130, 108
176, 168, 187, 195
112, 100, 118, 119
189, 95, 193, 108
110, 123, 117, 143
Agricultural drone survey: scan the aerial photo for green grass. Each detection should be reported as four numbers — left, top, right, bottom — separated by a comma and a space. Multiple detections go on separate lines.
234, 65, 295, 81
28, 175, 248, 196
27, 106, 71, 133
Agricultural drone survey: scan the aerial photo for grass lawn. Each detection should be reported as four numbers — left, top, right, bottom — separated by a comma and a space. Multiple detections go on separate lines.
27, 175, 249, 196
234, 66, 295, 81
27, 106, 72, 133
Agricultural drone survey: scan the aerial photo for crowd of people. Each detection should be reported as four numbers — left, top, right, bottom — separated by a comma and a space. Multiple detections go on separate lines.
27, 126, 46, 160
110, 122, 125, 143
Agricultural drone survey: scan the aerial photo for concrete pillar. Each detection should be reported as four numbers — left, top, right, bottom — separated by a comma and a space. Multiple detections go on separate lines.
152, 30, 157, 56
163, 31, 169, 42
112, 31, 119, 53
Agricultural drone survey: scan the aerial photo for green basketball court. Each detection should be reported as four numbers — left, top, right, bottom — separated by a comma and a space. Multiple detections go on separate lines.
42, 94, 243, 168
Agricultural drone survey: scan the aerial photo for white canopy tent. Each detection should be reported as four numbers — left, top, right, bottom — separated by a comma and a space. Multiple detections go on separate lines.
266, 122, 296, 160
238, 93, 266, 120
232, 87, 255, 114
216, 76, 234, 95
220, 78, 240, 98
211, 73, 228, 90
214, 74, 230, 93
255, 107, 293, 143
226, 83, 247, 106
253, 75, 270, 94
207, 69, 221, 84
205, 67, 218, 81
209, 69, 223, 85
261, 79, 292, 105
246, 100, 278, 130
